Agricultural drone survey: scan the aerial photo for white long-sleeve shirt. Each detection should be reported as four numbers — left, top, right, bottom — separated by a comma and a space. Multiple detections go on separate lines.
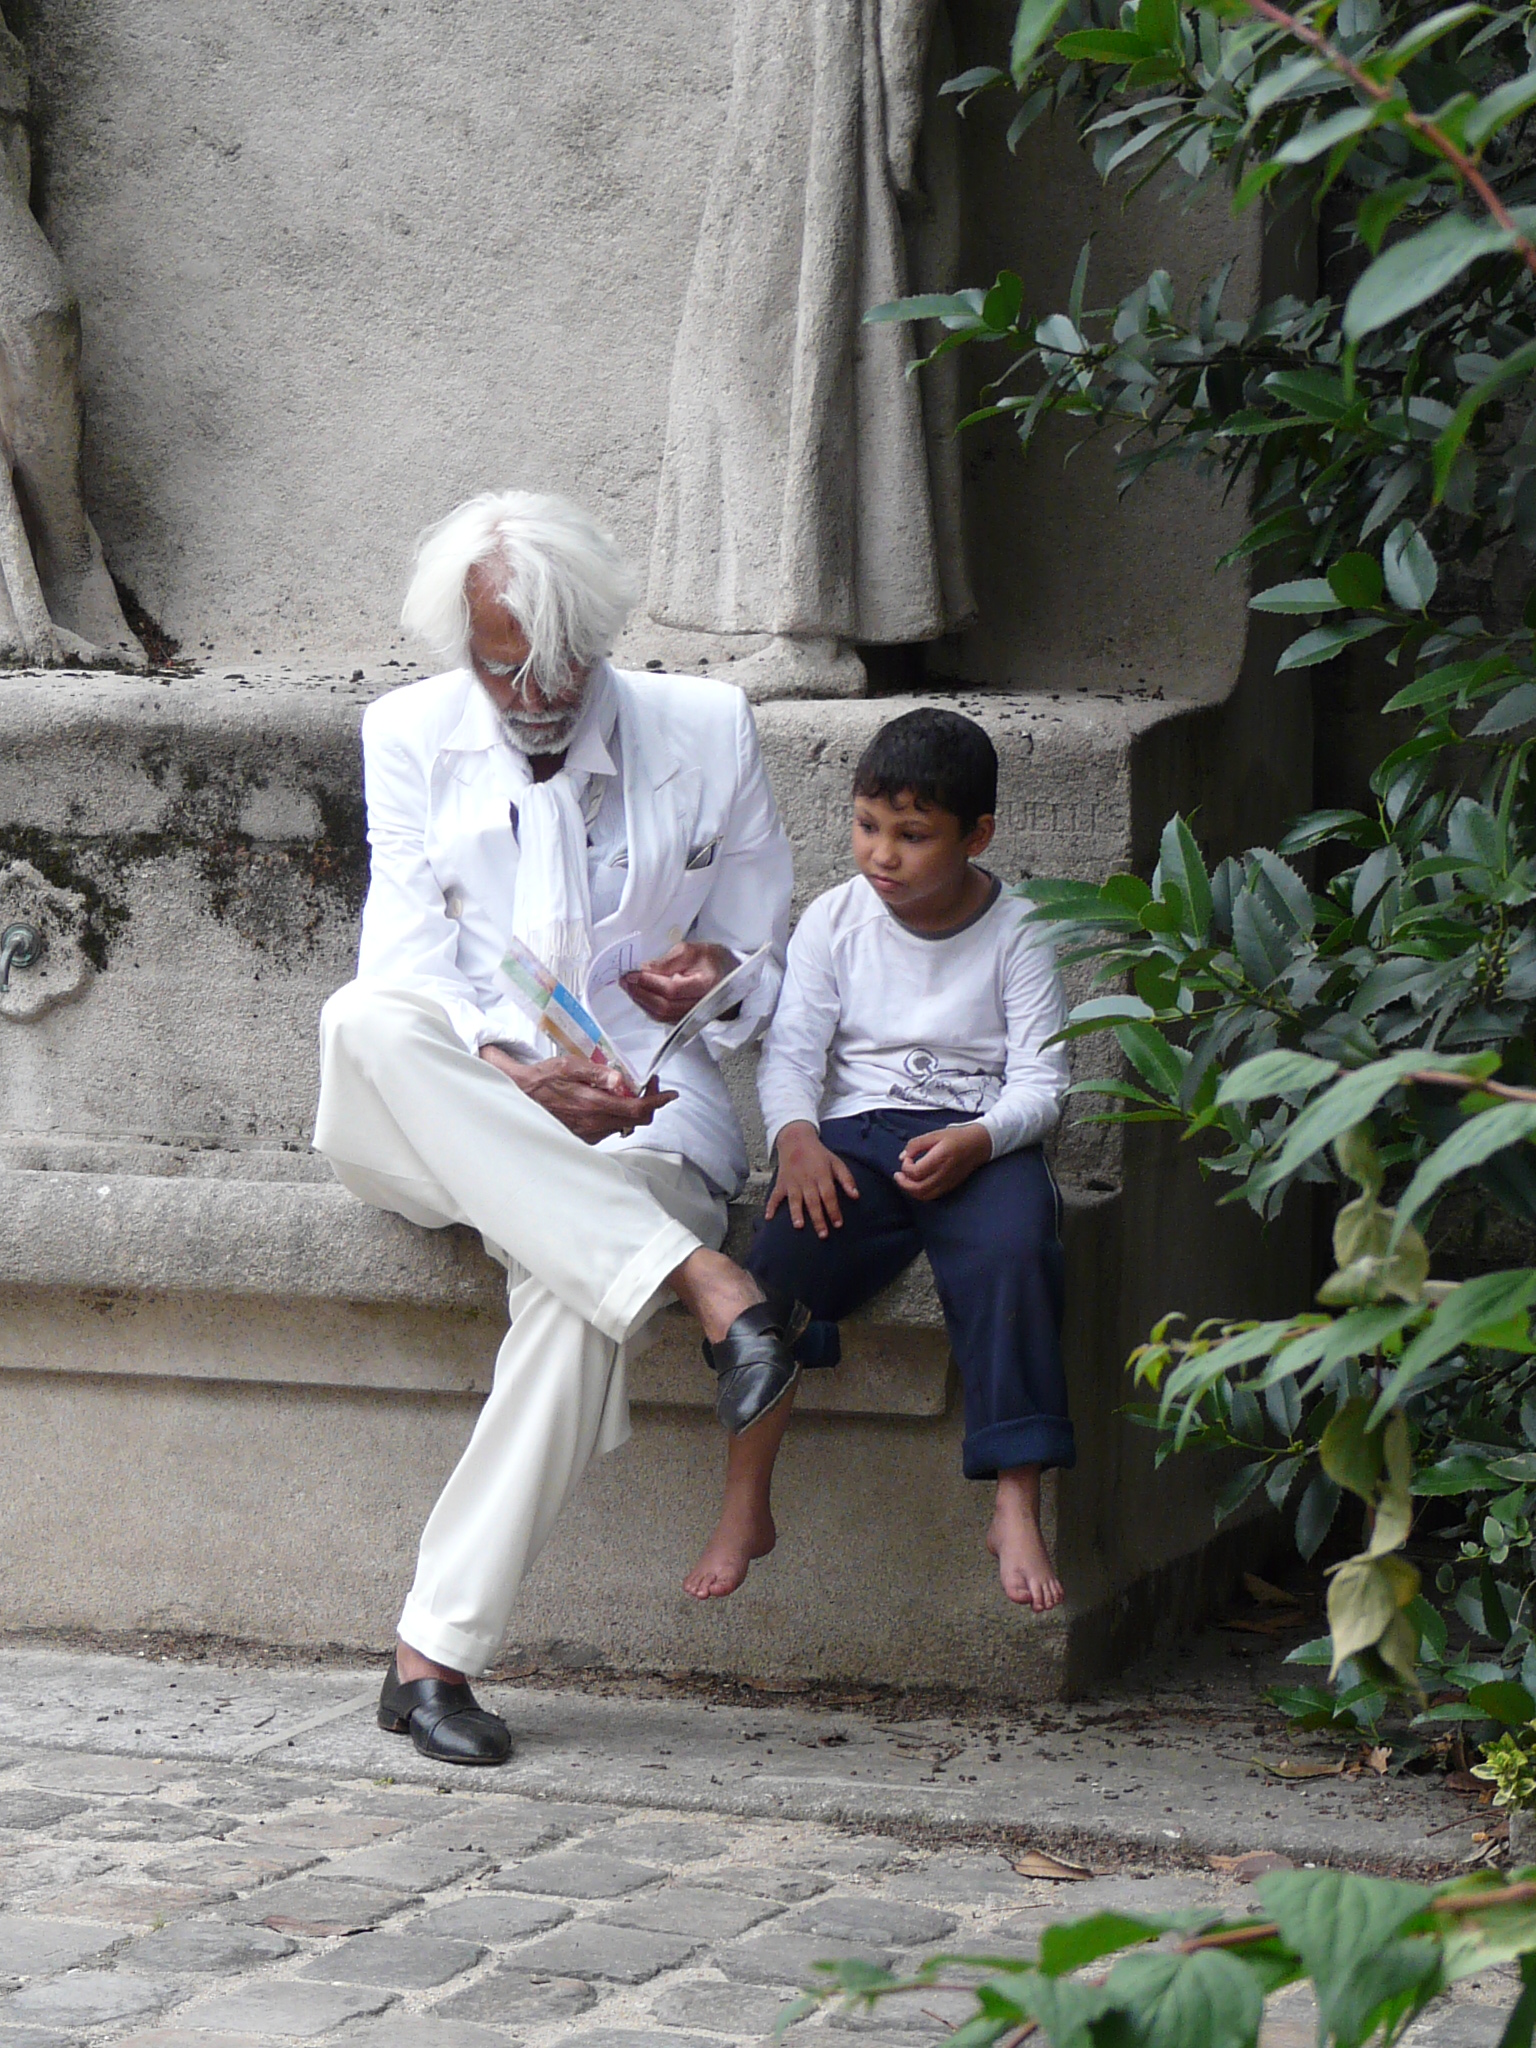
756, 873, 1070, 1160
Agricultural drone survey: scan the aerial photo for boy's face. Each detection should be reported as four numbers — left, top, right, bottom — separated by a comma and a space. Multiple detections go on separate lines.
852, 789, 994, 921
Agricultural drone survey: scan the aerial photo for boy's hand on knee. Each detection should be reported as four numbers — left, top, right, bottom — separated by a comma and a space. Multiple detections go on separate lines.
766, 1122, 860, 1238
895, 1123, 993, 1201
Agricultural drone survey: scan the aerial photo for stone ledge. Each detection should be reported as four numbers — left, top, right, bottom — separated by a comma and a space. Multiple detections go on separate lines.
0, 1161, 969, 1327
0, 1161, 1111, 1419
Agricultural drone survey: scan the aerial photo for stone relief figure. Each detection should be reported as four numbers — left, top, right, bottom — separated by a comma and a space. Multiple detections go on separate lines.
0, 18, 142, 666
645, 0, 975, 700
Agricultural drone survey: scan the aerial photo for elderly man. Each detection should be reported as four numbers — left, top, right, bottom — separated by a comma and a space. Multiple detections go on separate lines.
314, 491, 798, 1766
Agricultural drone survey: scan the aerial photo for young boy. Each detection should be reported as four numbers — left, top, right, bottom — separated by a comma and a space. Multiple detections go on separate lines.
684, 708, 1074, 1612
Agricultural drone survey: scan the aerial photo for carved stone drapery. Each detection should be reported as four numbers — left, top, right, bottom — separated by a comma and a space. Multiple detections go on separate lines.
0, 18, 141, 667
645, 0, 974, 699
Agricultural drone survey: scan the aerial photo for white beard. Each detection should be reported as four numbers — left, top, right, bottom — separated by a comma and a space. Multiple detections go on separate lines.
495, 682, 589, 758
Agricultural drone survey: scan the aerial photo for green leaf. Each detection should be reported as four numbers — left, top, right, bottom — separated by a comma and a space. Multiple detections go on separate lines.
1433, 339, 1536, 501
1377, 3, 1482, 73
1017, 1973, 1115, 2048
1159, 814, 1214, 939
1345, 214, 1521, 342
1327, 1548, 1419, 1675
1277, 808, 1374, 852
1329, 553, 1385, 608
1115, 1021, 1185, 1100
1372, 1412, 1414, 1554
1011, 0, 1075, 80
1135, 0, 1180, 51
1413, 1451, 1505, 1494
1384, 521, 1440, 611
1215, 1458, 1271, 1523
1357, 177, 1432, 255
1254, 1055, 1452, 1193
1467, 1680, 1536, 1727
1275, 101, 1379, 163
1055, 27, 1162, 59
1373, 1271, 1536, 1419
1394, 1103, 1536, 1236
1249, 578, 1342, 614
1234, 160, 1288, 213
865, 292, 984, 327
1263, 368, 1355, 420
940, 64, 1009, 95
1276, 619, 1392, 669
1218, 1050, 1338, 1105
1038, 1910, 1162, 1976
1297, 1469, 1342, 1559
1320, 1396, 1385, 1504
1466, 71, 1536, 147
1255, 1869, 1435, 2048
1101, 1947, 1265, 2048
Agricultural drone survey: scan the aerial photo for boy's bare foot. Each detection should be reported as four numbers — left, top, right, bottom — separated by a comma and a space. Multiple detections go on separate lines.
684, 1378, 797, 1598
988, 1466, 1064, 1613
683, 1500, 778, 1599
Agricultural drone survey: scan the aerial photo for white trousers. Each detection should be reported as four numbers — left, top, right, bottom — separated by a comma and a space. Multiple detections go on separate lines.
313, 982, 726, 1675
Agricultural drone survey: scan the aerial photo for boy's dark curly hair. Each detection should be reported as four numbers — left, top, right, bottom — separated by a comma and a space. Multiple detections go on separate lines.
852, 708, 998, 834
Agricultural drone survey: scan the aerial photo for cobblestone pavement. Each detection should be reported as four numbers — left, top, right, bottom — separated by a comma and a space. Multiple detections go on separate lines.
0, 1643, 1519, 2046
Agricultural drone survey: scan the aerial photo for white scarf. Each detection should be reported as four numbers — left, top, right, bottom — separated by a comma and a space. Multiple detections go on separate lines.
506, 750, 595, 996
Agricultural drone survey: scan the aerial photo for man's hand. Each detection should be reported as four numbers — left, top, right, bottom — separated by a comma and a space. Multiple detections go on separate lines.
479, 1044, 675, 1145
621, 941, 737, 1024
765, 1120, 860, 1238
894, 1123, 993, 1202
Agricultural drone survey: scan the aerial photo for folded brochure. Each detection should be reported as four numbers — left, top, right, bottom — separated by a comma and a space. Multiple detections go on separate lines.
497, 935, 771, 1095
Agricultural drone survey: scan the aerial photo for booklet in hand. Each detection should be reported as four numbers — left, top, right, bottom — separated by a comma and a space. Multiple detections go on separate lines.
497, 935, 771, 1096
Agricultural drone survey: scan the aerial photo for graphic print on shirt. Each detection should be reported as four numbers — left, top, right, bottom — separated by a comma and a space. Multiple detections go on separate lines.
887, 1046, 994, 1114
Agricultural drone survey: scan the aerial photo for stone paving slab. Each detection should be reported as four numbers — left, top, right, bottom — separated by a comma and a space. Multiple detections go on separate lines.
325, 1847, 493, 1893
298, 1932, 486, 1989
173, 1979, 397, 2036
120, 1922, 297, 1975
413, 1896, 574, 1945
499, 1919, 703, 1984
0, 1915, 128, 1977
782, 1894, 958, 1945
649, 1978, 790, 2034
218, 1877, 416, 1937
338, 2022, 519, 2048
489, 1851, 665, 1900
0, 1968, 181, 2027
599, 1885, 784, 1939
434, 1970, 597, 2026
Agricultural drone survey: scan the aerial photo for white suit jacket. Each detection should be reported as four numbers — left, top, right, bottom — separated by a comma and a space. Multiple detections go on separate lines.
351, 662, 793, 1195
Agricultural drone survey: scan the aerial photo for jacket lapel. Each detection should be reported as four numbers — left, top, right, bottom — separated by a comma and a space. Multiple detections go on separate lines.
600, 668, 696, 943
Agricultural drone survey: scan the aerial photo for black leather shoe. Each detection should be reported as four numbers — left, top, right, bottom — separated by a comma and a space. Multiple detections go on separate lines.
377, 1657, 513, 1766
702, 1299, 801, 1435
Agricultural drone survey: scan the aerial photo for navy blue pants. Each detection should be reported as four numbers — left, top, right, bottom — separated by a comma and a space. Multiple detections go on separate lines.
747, 1110, 1074, 1481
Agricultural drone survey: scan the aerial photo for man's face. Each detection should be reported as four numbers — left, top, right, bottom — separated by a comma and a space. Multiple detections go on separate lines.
465, 567, 590, 756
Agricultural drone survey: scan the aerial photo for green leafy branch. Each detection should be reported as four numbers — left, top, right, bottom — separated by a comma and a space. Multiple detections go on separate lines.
782, 1867, 1536, 2048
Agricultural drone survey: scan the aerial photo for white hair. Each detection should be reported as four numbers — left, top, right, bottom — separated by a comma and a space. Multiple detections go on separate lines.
399, 490, 639, 683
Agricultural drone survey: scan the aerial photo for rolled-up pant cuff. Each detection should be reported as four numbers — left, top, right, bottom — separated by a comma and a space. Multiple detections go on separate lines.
591, 1217, 703, 1342
963, 1417, 1077, 1483
396, 1598, 498, 1680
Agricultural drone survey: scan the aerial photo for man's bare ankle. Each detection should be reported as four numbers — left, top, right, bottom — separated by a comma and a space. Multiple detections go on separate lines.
671, 1248, 764, 1345
395, 1638, 464, 1686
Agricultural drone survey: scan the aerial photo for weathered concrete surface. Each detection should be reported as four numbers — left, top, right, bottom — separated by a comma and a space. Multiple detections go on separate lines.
0, 1635, 1511, 1877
